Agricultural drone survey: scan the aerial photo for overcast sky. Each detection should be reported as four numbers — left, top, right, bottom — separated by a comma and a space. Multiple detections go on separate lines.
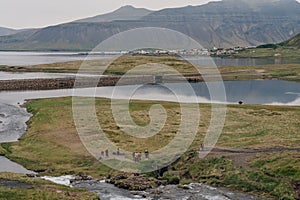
2, 0, 300, 29
0, 0, 222, 29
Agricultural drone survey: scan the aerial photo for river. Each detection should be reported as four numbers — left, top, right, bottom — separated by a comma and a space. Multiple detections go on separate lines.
39, 176, 267, 200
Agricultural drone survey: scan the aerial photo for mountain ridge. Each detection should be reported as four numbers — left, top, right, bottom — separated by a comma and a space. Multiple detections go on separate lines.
74, 5, 153, 23
0, 27, 19, 37
0, 0, 299, 51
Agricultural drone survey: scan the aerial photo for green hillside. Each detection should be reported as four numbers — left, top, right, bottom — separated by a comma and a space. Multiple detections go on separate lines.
236, 32, 300, 58
279, 33, 300, 48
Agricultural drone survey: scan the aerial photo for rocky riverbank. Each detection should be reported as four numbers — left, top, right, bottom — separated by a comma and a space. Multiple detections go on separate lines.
71, 175, 269, 200
106, 173, 167, 191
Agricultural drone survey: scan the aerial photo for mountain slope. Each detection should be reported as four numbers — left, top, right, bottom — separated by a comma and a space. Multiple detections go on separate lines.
0, 27, 19, 36
279, 33, 300, 48
75, 5, 153, 23
141, 0, 300, 47
0, 0, 299, 51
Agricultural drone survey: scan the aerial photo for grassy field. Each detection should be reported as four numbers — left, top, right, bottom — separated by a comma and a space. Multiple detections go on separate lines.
0, 173, 98, 200
0, 55, 299, 82
0, 56, 196, 74
0, 97, 299, 199
219, 63, 300, 82
234, 47, 300, 58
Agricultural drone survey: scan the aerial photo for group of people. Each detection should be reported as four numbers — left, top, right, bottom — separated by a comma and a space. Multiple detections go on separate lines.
99, 149, 109, 159
133, 150, 150, 162
99, 148, 150, 162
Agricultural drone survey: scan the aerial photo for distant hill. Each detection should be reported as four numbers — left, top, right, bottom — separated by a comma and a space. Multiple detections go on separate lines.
0, 0, 299, 51
279, 33, 300, 48
0, 27, 19, 36
75, 5, 153, 23
257, 32, 300, 49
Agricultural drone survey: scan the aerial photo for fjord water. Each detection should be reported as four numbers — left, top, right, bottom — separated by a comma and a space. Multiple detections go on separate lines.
0, 51, 300, 66
0, 81, 299, 107
0, 51, 113, 66
0, 71, 76, 80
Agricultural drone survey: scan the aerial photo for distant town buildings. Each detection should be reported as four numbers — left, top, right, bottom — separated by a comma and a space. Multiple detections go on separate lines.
86, 46, 255, 57
127, 46, 250, 56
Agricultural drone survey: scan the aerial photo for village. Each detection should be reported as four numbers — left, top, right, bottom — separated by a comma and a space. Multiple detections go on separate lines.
127, 46, 253, 56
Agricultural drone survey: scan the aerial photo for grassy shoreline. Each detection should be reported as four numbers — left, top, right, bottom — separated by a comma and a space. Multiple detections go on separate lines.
0, 55, 299, 82
233, 47, 300, 59
0, 173, 98, 199
0, 97, 299, 199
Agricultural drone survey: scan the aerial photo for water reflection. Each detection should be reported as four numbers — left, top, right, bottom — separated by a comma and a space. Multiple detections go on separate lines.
0, 51, 113, 66
0, 51, 299, 67
0, 80, 299, 106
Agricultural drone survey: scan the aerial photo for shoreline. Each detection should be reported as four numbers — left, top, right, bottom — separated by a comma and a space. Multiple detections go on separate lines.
0, 55, 299, 83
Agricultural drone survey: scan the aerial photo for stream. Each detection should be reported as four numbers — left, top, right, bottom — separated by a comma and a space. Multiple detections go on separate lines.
73, 180, 268, 200
40, 176, 268, 200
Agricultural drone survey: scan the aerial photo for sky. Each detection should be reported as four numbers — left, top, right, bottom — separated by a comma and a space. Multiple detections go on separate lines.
2, 0, 300, 29
0, 0, 221, 29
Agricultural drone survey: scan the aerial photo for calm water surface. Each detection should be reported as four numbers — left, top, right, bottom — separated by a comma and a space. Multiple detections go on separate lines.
0, 71, 76, 80
0, 51, 299, 66
0, 81, 299, 106
0, 51, 113, 66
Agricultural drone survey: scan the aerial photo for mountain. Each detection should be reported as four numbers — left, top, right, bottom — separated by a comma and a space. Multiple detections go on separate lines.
141, 0, 300, 47
75, 5, 153, 23
0, 27, 19, 36
0, 0, 299, 51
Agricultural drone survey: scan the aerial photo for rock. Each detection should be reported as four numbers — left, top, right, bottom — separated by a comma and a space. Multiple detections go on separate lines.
107, 172, 166, 191
178, 184, 190, 190
26, 173, 36, 178
75, 174, 93, 181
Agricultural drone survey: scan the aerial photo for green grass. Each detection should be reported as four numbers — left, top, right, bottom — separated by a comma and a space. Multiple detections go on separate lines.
3, 98, 113, 178
219, 63, 300, 82
1, 98, 300, 199
235, 47, 300, 58
0, 173, 98, 200
168, 156, 296, 199
0, 144, 11, 154
250, 151, 300, 182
